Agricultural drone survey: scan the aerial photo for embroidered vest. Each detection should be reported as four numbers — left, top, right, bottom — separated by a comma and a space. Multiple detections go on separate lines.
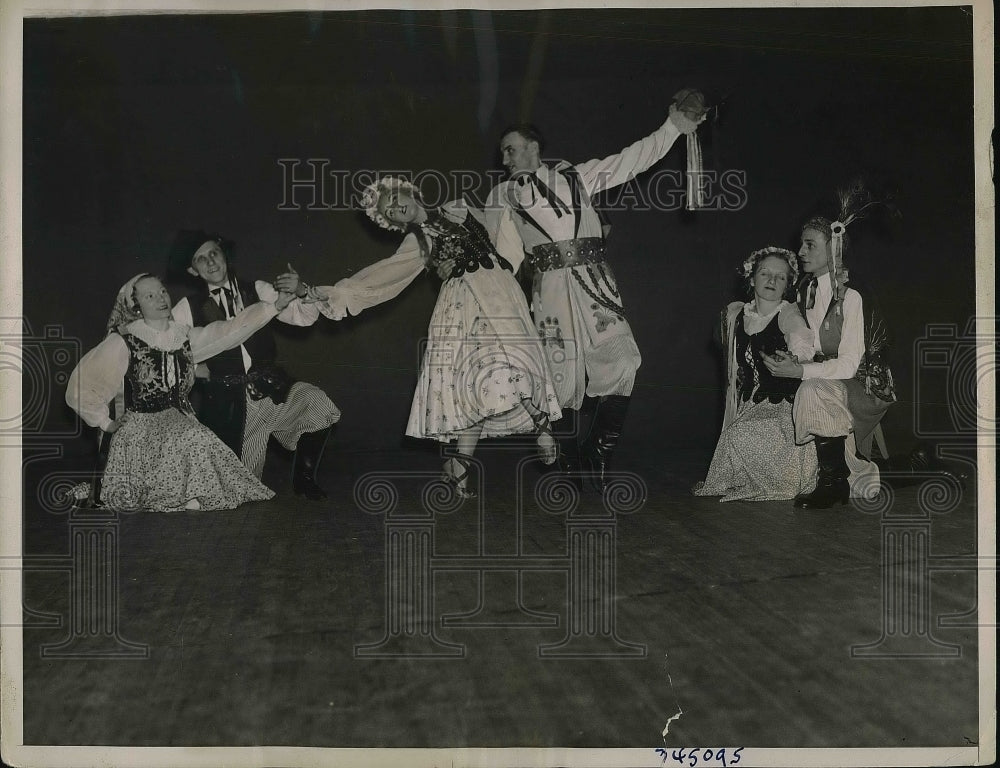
121, 332, 195, 416
795, 275, 896, 403
733, 309, 800, 405
420, 207, 512, 278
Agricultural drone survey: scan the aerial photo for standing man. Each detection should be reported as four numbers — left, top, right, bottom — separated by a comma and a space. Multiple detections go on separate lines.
762, 217, 896, 508
486, 93, 705, 490
169, 231, 341, 500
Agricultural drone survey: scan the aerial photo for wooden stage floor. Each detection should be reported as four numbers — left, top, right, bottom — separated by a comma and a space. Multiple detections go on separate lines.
19, 445, 980, 749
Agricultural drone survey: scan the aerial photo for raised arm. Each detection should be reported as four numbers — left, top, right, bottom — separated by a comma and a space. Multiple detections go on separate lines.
574, 105, 697, 197
308, 232, 427, 321
65, 334, 130, 432
188, 301, 281, 363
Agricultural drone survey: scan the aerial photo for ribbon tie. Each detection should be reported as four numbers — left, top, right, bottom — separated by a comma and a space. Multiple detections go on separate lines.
517, 173, 572, 218
212, 285, 237, 318
802, 276, 819, 310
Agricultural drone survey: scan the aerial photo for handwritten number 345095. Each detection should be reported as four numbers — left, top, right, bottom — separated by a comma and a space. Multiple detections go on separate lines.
654, 747, 744, 767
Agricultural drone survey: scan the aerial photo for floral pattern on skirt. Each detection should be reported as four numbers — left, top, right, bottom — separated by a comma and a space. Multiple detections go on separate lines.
100, 409, 274, 511
406, 267, 562, 441
693, 398, 818, 502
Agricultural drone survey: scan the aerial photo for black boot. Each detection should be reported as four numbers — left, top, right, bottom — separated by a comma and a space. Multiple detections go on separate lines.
292, 427, 332, 500
580, 395, 630, 493
794, 435, 850, 509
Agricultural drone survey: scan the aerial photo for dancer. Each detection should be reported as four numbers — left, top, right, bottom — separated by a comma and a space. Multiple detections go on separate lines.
763, 210, 896, 508
486, 90, 706, 490
66, 273, 293, 511
694, 248, 818, 501
169, 232, 341, 500
312, 177, 562, 498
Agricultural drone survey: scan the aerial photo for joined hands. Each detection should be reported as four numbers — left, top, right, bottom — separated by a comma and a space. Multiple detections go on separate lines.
761, 350, 804, 379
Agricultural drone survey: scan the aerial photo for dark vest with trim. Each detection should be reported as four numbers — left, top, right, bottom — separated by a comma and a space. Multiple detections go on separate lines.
186, 278, 277, 377
183, 277, 288, 457
122, 332, 196, 416
795, 274, 896, 403
733, 309, 801, 405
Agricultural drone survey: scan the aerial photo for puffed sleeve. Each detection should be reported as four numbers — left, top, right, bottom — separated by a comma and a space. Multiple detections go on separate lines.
254, 280, 321, 326
307, 233, 427, 321
65, 334, 130, 432
573, 114, 683, 197
187, 301, 280, 363
778, 302, 816, 364
171, 296, 194, 327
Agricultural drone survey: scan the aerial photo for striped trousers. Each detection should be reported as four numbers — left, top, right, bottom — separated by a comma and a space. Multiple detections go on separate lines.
242, 382, 341, 478
792, 378, 881, 499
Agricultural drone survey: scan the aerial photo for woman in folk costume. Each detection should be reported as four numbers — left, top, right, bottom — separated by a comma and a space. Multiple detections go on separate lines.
694, 247, 819, 501
763, 185, 897, 508
312, 177, 562, 498
66, 273, 293, 511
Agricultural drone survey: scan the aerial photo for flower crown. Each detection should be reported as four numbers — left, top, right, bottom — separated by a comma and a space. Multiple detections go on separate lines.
360, 176, 419, 232
741, 246, 799, 284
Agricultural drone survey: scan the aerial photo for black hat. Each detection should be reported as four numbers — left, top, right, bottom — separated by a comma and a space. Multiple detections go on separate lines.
166, 229, 236, 279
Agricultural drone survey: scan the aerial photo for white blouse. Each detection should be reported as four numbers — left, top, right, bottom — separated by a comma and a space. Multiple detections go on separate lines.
309, 200, 525, 320
66, 300, 280, 432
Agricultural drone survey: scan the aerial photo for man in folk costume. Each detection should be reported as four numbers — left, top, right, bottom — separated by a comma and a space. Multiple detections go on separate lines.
169, 231, 341, 500
485, 89, 707, 490
763, 199, 896, 509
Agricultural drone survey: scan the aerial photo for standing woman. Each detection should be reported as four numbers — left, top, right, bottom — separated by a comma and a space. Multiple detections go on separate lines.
313, 177, 562, 498
66, 273, 293, 511
693, 248, 818, 501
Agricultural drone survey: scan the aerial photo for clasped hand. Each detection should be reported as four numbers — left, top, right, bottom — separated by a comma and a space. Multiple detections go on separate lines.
761, 350, 803, 379
435, 258, 457, 281
273, 262, 307, 298
668, 102, 707, 135
273, 262, 309, 310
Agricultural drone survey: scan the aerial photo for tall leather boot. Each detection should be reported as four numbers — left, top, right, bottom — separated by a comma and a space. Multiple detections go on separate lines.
580, 395, 630, 493
794, 435, 850, 509
292, 426, 332, 500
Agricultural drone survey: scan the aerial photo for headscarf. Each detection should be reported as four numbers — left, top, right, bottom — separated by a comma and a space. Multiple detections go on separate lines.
105, 272, 154, 337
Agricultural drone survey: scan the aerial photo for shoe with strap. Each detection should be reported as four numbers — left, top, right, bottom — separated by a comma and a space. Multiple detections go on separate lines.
442, 456, 477, 499
532, 413, 560, 466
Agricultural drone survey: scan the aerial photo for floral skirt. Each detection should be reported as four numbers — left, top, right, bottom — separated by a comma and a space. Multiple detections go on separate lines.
100, 408, 274, 511
406, 267, 562, 441
693, 398, 818, 502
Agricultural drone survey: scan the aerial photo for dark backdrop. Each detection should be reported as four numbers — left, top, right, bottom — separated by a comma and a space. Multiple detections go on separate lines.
22, 7, 977, 457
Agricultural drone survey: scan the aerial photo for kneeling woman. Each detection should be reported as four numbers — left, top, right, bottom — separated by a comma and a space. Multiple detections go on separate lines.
313, 177, 562, 498
694, 248, 818, 501
67, 273, 293, 511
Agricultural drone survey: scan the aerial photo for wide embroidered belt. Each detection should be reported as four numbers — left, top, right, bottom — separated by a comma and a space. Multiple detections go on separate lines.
528, 237, 606, 272
205, 366, 293, 403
